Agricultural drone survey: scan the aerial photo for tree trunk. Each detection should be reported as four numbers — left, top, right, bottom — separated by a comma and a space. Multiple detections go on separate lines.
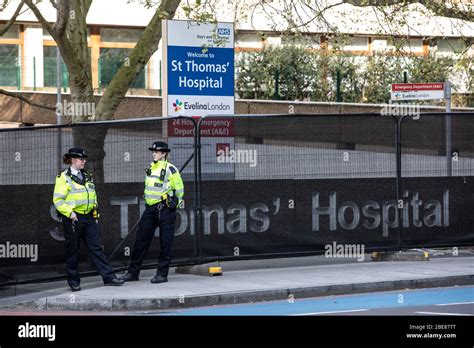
65, 1, 107, 181
72, 125, 108, 182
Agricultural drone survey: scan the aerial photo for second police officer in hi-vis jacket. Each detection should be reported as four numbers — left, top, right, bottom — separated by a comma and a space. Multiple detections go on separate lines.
120, 141, 184, 283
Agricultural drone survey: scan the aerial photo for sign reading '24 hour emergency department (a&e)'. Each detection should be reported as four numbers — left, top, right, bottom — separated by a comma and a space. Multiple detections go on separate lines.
162, 20, 235, 116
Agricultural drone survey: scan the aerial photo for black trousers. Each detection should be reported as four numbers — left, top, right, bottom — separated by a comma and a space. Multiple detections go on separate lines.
63, 213, 116, 286
128, 204, 177, 277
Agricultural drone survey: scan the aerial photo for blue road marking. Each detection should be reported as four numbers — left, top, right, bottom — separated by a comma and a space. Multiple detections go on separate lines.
161, 286, 474, 316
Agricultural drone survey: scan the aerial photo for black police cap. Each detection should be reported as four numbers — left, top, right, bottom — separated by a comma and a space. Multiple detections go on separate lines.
149, 141, 171, 152
64, 147, 88, 158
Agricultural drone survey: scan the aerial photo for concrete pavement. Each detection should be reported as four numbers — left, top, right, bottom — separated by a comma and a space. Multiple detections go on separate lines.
0, 254, 472, 312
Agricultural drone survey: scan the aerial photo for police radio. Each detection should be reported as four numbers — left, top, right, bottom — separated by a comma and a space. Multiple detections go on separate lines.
160, 159, 168, 181
145, 159, 168, 181
159, 168, 166, 181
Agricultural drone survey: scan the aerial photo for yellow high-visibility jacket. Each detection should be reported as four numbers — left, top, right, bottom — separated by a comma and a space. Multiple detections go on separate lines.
144, 160, 184, 206
53, 168, 97, 217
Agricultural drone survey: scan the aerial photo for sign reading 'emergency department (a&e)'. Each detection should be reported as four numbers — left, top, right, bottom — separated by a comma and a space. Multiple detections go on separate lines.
390, 83, 445, 101
162, 20, 235, 116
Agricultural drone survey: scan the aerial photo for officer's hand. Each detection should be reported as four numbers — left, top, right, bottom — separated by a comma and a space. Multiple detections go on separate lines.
70, 212, 78, 221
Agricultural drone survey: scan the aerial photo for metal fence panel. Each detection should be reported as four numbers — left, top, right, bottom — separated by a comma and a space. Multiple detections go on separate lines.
0, 117, 198, 284
197, 114, 400, 261
0, 113, 473, 284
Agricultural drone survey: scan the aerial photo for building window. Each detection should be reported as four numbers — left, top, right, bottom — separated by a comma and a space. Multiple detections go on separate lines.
282, 35, 321, 49
236, 34, 265, 50
99, 48, 145, 88
329, 36, 369, 52
2, 24, 19, 39
0, 45, 19, 87
386, 37, 423, 53
43, 27, 90, 41
43, 46, 69, 88
437, 38, 468, 55
100, 28, 143, 43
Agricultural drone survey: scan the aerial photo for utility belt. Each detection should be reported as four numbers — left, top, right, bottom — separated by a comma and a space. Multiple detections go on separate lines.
146, 201, 162, 208
57, 207, 99, 221
146, 192, 179, 210
60, 211, 94, 224
74, 207, 99, 218
75, 211, 94, 218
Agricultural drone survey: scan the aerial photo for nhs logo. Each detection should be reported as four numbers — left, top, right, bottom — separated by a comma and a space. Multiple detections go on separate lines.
217, 27, 231, 36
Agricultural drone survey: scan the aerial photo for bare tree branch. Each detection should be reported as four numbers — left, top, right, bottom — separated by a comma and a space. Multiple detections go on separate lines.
0, 89, 56, 111
0, 0, 24, 36
54, 0, 70, 36
23, 0, 78, 79
300, 1, 341, 33
95, 0, 182, 120
24, 0, 55, 36
49, 0, 58, 10
1, 0, 9, 11
84, 0, 92, 15
344, 0, 474, 22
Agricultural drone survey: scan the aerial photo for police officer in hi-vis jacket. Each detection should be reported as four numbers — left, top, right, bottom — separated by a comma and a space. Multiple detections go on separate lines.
53, 148, 124, 291
120, 141, 184, 283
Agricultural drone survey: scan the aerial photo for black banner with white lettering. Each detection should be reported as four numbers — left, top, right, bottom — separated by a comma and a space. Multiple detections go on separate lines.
0, 315, 472, 346
199, 176, 474, 259
0, 176, 473, 284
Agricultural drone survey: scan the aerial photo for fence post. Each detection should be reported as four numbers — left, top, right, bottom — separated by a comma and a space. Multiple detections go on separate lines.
394, 115, 404, 250
192, 116, 200, 263
63, 65, 68, 93
33, 56, 36, 91
196, 116, 204, 263
16, 62, 21, 90
56, 47, 63, 173
274, 69, 279, 100
336, 69, 342, 102
98, 57, 102, 90
445, 81, 452, 177
159, 60, 162, 96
